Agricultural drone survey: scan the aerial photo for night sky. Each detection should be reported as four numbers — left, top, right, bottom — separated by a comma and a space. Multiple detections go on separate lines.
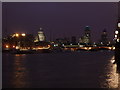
2, 2, 118, 42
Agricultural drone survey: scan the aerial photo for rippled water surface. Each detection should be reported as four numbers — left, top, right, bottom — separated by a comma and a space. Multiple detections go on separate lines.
2, 51, 120, 88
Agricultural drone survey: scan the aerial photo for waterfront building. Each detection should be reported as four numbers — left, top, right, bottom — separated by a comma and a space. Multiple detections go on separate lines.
34, 28, 46, 42
2, 33, 34, 50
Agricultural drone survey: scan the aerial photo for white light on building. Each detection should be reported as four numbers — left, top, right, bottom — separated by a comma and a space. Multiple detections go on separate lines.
38, 31, 45, 41
34, 28, 46, 42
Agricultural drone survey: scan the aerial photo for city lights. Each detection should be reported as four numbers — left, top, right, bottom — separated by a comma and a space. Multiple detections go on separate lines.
2, 2, 120, 89
6, 45, 9, 48
113, 47, 115, 50
16, 46, 19, 49
2, 27, 117, 52
21, 33, 26, 36
89, 47, 92, 49
84, 47, 87, 50
15, 33, 19, 37
108, 47, 112, 50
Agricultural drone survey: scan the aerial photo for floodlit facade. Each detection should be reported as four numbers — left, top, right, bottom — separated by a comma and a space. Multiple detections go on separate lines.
34, 28, 46, 42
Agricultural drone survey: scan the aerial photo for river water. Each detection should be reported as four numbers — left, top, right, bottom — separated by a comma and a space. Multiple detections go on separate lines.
2, 51, 120, 88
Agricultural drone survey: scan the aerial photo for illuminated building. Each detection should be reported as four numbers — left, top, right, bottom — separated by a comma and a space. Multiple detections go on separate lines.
34, 28, 46, 42
2, 33, 34, 50
79, 26, 91, 44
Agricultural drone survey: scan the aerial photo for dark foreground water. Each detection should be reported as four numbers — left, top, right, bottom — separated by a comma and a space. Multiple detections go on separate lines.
2, 51, 120, 88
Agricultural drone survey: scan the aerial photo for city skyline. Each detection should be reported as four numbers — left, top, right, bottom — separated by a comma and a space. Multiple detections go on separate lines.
2, 2, 118, 42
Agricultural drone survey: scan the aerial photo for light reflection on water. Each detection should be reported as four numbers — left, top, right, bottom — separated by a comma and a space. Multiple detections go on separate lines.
12, 54, 29, 88
3, 51, 120, 88
101, 56, 119, 88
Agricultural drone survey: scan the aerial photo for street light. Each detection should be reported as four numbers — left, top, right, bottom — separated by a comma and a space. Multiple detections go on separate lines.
117, 21, 120, 42
115, 30, 119, 35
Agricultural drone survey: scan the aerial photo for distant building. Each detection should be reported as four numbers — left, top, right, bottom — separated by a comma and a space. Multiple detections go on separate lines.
71, 36, 76, 44
85, 26, 91, 38
79, 36, 90, 44
79, 26, 91, 44
99, 29, 108, 45
54, 37, 70, 45
63, 37, 70, 45
2, 33, 34, 49
34, 28, 46, 42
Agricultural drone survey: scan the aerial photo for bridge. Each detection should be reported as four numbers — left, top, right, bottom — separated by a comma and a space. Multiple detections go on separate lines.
63, 45, 115, 51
